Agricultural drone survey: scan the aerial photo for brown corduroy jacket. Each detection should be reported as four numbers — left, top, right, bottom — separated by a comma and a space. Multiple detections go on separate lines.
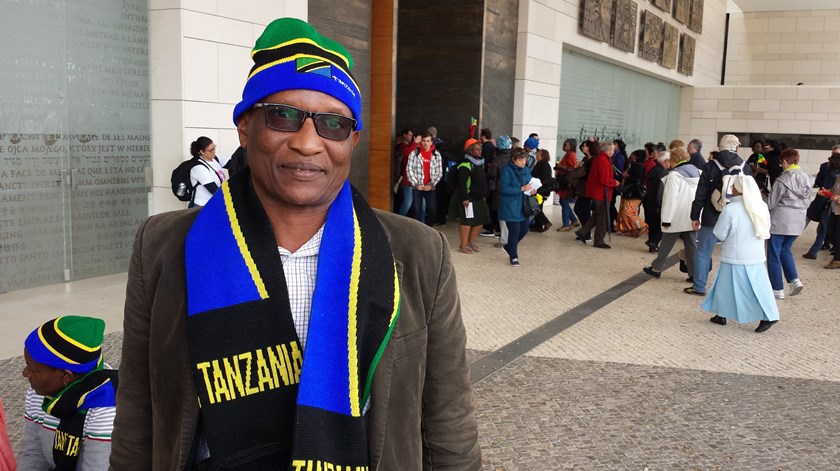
109, 208, 481, 470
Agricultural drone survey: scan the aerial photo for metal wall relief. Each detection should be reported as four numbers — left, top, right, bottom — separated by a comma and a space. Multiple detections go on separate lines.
652, 0, 671, 12
639, 10, 664, 62
582, 0, 614, 43
689, 0, 704, 33
673, 0, 689, 24
661, 22, 679, 69
678, 33, 695, 75
611, 0, 638, 52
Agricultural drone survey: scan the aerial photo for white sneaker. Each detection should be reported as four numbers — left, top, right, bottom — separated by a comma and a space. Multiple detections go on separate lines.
773, 289, 785, 300
789, 279, 803, 296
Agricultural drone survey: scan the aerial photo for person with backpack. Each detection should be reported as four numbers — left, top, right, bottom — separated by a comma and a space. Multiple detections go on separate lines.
188, 137, 226, 207
451, 142, 489, 253
687, 134, 752, 296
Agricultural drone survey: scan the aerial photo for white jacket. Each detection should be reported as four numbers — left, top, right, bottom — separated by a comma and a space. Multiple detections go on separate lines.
660, 171, 700, 233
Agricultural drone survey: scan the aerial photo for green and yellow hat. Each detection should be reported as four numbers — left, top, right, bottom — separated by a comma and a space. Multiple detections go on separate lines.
24, 316, 105, 373
233, 17, 362, 130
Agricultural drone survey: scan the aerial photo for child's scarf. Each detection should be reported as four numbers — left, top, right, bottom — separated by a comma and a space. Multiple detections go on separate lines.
185, 170, 400, 469
43, 368, 118, 471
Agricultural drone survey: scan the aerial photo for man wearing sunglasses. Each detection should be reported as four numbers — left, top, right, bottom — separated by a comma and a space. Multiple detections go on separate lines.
112, 17, 481, 471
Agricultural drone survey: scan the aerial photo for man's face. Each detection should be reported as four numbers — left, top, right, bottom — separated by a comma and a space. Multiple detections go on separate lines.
753, 143, 762, 154
237, 89, 359, 211
405, 131, 413, 143
23, 349, 67, 397
688, 142, 697, 153
604, 146, 615, 157
420, 136, 432, 151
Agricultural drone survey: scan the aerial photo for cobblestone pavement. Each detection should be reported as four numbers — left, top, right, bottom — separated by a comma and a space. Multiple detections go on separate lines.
473, 353, 840, 470
1, 204, 838, 469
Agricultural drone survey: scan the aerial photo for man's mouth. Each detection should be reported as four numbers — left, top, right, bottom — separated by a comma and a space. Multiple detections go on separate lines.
279, 162, 326, 179
281, 162, 324, 173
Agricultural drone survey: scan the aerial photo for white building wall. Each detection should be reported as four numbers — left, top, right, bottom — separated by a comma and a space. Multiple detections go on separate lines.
726, 10, 840, 86
683, 8, 840, 174
515, 1, 840, 173
680, 85, 840, 175
514, 0, 728, 155
148, 0, 305, 214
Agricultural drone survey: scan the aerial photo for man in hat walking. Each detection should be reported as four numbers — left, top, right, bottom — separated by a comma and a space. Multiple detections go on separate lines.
687, 134, 752, 296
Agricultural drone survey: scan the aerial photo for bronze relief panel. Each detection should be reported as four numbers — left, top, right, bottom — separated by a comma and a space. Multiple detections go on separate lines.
689, 0, 704, 33
660, 22, 679, 69
582, 0, 615, 43
673, 0, 689, 24
639, 10, 664, 62
678, 33, 696, 75
611, 0, 638, 53
652, 0, 671, 12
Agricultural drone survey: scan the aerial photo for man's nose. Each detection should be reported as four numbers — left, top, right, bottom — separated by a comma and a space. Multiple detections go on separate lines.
287, 117, 325, 155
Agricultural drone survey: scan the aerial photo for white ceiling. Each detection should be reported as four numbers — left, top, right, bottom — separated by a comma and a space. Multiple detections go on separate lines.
729, 0, 840, 13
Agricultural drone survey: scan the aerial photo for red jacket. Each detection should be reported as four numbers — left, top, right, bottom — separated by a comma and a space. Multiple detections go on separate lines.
585, 152, 618, 201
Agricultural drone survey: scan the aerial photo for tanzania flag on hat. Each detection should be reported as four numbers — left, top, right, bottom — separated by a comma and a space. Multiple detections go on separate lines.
24, 316, 105, 373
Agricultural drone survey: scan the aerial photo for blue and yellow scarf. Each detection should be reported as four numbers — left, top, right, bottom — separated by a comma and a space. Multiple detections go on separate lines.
185, 170, 400, 469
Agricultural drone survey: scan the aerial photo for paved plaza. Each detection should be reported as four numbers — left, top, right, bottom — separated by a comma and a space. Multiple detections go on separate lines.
1, 204, 838, 469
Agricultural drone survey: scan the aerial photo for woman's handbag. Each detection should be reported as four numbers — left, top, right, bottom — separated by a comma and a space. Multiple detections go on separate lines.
806, 195, 829, 222
523, 194, 540, 217
622, 182, 647, 200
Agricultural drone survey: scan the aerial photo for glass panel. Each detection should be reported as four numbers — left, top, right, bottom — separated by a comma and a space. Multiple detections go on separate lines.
556, 48, 682, 155
0, 1, 70, 291
0, 0, 149, 292
65, 0, 150, 280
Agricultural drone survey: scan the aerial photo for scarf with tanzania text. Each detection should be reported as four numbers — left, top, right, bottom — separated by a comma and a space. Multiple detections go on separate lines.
185, 170, 400, 469
43, 368, 118, 470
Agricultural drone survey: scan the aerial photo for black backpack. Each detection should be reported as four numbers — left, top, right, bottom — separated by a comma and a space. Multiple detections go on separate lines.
447, 161, 472, 195
170, 157, 203, 202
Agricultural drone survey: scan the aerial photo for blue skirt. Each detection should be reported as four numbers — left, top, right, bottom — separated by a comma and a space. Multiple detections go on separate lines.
701, 262, 780, 324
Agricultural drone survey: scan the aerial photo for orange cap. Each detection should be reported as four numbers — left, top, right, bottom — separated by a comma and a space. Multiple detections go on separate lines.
464, 138, 479, 151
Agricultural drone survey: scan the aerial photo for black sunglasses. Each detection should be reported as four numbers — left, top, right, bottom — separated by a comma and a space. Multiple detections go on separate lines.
252, 103, 357, 141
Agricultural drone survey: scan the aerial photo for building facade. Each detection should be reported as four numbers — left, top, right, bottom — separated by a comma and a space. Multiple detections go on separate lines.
1, 0, 838, 291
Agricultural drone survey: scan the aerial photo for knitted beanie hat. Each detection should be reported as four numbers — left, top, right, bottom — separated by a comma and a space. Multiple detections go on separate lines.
232, 17, 363, 130
25, 316, 105, 373
524, 137, 540, 150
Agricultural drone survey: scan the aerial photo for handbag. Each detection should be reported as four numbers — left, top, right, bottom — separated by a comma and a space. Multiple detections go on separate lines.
806, 195, 830, 222
622, 182, 646, 200
523, 194, 540, 217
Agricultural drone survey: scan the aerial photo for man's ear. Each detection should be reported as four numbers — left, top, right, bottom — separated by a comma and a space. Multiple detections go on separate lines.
236, 112, 251, 148
350, 130, 360, 149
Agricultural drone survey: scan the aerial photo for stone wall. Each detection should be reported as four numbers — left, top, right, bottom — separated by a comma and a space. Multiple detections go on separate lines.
396, 0, 484, 148
309, 0, 373, 196
481, 0, 519, 139
726, 10, 840, 86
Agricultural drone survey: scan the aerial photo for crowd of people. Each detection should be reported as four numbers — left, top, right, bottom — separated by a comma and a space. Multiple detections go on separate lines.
392, 129, 840, 332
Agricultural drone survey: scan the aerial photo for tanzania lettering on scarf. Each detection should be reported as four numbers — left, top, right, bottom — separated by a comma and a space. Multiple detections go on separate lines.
53, 430, 81, 458
195, 340, 303, 405
291, 460, 369, 471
